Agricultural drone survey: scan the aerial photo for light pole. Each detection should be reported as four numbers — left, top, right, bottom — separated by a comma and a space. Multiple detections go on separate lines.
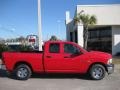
38, 0, 42, 51
57, 20, 61, 39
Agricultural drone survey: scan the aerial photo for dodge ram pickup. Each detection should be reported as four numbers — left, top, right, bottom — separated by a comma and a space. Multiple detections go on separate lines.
1, 41, 114, 80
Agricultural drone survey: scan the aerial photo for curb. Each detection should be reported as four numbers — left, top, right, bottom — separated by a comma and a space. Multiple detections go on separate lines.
114, 64, 120, 73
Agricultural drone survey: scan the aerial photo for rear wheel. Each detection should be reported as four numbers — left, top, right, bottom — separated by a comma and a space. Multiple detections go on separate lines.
89, 64, 106, 80
13, 64, 32, 80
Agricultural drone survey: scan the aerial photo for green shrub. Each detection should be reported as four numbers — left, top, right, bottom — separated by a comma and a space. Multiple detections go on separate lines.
0, 44, 11, 58
0, 44, 33, 58
17, 45, 33, 51
7, 45, 33, 52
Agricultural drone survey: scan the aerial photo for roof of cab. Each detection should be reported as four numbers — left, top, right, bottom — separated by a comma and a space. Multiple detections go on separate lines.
44, 40, 76, 44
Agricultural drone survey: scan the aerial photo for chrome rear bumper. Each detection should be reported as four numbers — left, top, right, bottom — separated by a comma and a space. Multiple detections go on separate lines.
0, 64, 6, 70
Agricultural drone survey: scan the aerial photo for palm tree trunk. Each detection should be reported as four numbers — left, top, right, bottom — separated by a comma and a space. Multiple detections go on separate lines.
83, 27, 88, 50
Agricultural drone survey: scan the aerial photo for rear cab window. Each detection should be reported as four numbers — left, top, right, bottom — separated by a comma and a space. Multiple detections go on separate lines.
49, 43, 60, 53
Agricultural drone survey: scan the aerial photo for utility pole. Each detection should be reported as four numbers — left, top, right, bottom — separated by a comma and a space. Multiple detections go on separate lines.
57, 20, 61, 39
38, 0, 42, 51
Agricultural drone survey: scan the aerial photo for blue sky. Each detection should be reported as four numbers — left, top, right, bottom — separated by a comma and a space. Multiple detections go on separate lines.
0, 0, 120, 40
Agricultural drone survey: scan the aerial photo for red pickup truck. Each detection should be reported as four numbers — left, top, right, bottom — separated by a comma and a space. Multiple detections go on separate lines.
1, 41, 114, 80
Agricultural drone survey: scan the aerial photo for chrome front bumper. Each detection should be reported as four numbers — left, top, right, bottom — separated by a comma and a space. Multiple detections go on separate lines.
106, 64, 114, 74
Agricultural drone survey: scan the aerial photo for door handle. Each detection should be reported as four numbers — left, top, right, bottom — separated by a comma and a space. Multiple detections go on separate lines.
64, 56, 70, 58
46, 56, 52, 58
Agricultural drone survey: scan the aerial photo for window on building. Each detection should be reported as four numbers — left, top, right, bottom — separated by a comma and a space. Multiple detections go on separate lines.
75, 30, 78, 43
49, 43, 60, 53
89, 30, 99, 39
99, 27, 112, 38
88, 26, 112, 53
88, 26, 112, 39
70, 32, 73, 42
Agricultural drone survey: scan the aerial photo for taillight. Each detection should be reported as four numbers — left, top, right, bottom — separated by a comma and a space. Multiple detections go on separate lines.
1, 56, 5, 65
1, 53, 5, 65
0, 59, 3, 64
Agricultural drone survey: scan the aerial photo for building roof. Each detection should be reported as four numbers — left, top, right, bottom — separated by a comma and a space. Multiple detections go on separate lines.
77, 4, 120, 7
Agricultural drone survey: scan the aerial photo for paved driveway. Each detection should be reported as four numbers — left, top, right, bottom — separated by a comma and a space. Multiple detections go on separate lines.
0, 65, 120, 90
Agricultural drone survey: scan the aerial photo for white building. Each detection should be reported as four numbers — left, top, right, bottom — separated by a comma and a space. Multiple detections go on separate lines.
66, 4, 120, 55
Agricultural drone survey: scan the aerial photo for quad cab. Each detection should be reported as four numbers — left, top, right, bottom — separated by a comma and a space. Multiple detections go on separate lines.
1, 41, 114, 80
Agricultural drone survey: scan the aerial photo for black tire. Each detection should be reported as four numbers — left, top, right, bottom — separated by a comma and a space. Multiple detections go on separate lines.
13, 64, 32, 80
89, 64, 106, 80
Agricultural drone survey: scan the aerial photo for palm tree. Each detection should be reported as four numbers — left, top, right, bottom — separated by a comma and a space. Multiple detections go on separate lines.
74, 13, 97, 49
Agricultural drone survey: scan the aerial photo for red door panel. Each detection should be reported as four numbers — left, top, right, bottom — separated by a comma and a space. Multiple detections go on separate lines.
44, 42, 87, 73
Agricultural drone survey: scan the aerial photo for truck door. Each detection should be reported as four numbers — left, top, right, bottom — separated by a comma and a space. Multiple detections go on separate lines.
44, 42, 85, 73
61, 43, 84, 73
44, 43, 64, 72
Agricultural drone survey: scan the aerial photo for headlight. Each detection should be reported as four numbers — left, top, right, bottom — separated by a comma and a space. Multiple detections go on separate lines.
107, 59, 112, 64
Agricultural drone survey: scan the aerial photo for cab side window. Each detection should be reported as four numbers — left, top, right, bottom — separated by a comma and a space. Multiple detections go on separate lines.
64, 44, 81, 54
49, 43, 60, 53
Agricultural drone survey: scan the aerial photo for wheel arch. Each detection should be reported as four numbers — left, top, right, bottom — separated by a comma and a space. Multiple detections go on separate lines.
87, 62, 107, 73
13, 61, 33, 73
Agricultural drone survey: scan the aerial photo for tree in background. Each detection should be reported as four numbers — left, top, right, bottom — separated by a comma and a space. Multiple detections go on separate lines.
74, 13, 97, 49
49, 35, 59, 41
0, 38, 5, 44
17, 36, 27, 45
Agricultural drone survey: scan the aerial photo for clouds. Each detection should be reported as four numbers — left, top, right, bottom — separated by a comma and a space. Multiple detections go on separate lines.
0, 25, 16, 33
0, 25, 21, 39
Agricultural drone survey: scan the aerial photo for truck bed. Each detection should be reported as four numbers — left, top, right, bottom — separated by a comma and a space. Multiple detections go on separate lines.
2, 52, 44, 73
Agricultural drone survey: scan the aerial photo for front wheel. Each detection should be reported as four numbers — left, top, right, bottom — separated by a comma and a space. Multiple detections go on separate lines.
13, 64, 32, 80
89, 64, 106, 80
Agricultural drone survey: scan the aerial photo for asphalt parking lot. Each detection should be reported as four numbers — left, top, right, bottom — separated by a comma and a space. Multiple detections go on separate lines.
0, 64, 120, 90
